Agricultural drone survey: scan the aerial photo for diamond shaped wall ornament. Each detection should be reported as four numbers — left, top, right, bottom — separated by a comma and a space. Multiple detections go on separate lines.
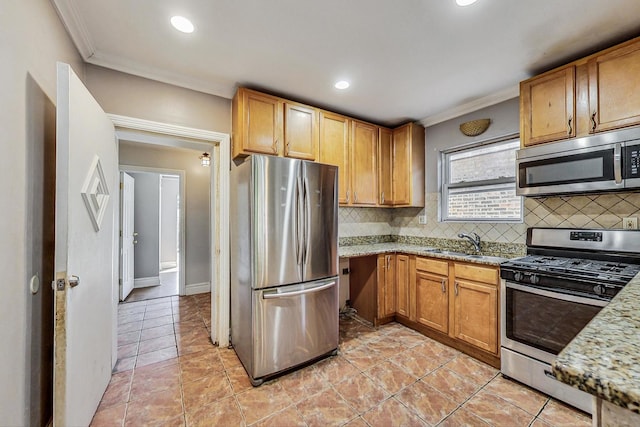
81, 155, 110, 232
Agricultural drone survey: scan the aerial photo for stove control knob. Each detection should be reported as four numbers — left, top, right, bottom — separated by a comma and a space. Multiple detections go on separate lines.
514, 272, 523, 282
594, 285, 605, 296
530, 274, 540, 285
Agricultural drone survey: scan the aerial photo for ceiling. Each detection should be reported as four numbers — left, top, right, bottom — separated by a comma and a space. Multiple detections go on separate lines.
52, 0, 640, 127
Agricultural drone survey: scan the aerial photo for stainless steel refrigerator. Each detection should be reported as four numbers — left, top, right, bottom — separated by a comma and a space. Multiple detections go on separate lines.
230, 155, 339, 386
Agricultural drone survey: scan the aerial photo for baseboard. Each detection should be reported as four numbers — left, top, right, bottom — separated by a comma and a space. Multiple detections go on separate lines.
134, 276, 160, 288
186, 282, 210, 295
160, 261, 177, 270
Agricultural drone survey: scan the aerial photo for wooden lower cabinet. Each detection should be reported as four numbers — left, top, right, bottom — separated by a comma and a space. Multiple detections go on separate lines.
349, 253, 500, 367
452, 278, 498, 354
377, 254, 396, 320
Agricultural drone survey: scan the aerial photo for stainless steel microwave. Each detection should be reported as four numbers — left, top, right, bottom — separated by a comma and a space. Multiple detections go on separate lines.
516, 127, 640, 196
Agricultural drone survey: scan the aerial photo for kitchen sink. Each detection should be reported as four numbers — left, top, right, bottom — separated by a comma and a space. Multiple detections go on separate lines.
424, 249, 487, 259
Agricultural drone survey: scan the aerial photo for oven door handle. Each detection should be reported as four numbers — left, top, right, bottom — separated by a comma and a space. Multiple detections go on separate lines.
506, 282, 608, 307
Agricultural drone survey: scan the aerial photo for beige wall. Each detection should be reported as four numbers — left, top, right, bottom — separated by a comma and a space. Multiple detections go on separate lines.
85, 64, 231, 134
0, 0, 85, 424
119, 142, 212, 290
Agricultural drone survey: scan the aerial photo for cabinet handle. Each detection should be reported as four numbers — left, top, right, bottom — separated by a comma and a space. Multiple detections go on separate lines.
346, 190, 350, 203
381, 191, 385, 204
286, 141, 290, 154
567, 116, 572, 135
275, 140, 279, 153
441, 278, 447, 294
386, 255, 390, 269
354, 192, 358, 203
591, 111, 597, 132
454, 281, 459, 296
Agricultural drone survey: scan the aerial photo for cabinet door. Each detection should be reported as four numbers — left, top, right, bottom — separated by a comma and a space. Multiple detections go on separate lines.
588, 40, 640, 133
521, 66, 575, 146
377, 254, 396, 318
350, 120, 378, 206
378, 127, 393, 206
395, 254, 409, 317
416, 271, 448, 333
284, 102, 318, 160
241, 89, 283, 155
319, 111, 350, 204
452, 279, 498, 354
392, 124, 411, 205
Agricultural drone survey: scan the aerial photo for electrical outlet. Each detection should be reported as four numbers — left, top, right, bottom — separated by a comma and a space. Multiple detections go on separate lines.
623, 217, 638, 229
418, 215, 427, 224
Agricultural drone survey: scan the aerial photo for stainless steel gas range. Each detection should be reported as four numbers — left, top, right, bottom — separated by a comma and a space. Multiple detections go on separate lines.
500, 227, 640, 414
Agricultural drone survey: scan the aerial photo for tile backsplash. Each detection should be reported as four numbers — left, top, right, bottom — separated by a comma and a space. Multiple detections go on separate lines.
339, 191, 640, 245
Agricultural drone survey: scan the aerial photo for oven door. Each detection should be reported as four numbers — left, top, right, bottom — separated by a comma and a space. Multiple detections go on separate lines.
516, 142, 622, 196
501, 281, 607, 364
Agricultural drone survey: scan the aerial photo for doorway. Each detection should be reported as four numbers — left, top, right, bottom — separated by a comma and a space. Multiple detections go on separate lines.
119, 168, 186, 303
109, 114, 230, 352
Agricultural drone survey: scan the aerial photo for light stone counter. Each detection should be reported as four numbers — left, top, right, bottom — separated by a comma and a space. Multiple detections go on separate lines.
552, 273, 640, 418
338, 243, 508, 266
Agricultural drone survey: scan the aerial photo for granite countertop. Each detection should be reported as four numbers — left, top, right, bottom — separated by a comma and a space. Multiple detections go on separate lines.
338, 242, 508, 266
552, 273, 640, 413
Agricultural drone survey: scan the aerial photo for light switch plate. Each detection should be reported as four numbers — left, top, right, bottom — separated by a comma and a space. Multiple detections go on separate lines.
623, 217, 638, 229
418, 215, 427, 225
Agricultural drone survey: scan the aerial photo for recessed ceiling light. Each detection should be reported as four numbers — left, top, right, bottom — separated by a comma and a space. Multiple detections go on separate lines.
170, 16, 195, 33
456, 0, 478, 5
334, 80, 350, 90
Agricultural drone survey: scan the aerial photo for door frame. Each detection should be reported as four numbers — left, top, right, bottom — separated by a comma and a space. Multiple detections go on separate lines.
109, 114, 230, 348
119, 166, 186, 297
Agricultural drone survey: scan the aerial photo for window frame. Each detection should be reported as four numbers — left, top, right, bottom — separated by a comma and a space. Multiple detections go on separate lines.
439, 133, 523, 223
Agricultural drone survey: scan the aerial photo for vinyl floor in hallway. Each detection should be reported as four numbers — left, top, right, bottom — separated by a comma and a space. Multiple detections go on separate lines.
91, 294, 591, 426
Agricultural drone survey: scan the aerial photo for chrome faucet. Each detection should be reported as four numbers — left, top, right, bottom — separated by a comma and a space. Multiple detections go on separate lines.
458, 232, 481, 252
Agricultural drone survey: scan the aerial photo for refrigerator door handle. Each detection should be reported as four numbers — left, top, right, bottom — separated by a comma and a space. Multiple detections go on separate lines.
262, 281, 336, 299
303, 176, 311, 266
295, 175, 303, 266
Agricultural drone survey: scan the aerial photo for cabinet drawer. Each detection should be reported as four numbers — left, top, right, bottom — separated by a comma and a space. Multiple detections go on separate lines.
416, 257, 449, 276
454, 263, 498, 285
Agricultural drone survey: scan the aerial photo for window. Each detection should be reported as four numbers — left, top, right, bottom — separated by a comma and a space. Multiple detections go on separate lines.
441, 136, 522, 222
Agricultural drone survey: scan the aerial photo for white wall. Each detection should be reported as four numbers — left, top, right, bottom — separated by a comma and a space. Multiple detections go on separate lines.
160, 176, 180, 268
0, 1, 85, 424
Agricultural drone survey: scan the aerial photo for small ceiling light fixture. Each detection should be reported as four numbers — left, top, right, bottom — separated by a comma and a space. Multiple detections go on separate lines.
456, 0, 478, 5
334, 80, 350, 90
199, 152, 211, 167
170, 16, 195, 33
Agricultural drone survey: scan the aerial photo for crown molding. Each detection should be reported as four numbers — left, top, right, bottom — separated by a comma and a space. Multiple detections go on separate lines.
419, 85, 519, 127
50, 0, 95, 59
88, 51, 235, 99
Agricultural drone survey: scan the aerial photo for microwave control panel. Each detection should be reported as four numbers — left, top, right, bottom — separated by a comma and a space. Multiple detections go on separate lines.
626, 144, 640, 178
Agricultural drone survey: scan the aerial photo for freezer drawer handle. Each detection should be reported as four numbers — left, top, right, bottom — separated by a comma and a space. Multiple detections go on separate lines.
263, 281, 336, 299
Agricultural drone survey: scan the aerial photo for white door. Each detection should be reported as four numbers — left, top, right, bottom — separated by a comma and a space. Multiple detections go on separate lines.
53, 62, 118, 426
120, 172, 135, 301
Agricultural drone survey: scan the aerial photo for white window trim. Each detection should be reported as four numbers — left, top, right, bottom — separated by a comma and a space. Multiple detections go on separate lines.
439, 133, 523, 223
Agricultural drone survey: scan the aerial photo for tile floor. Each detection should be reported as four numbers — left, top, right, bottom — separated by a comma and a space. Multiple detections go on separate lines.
92, 294, 592, 426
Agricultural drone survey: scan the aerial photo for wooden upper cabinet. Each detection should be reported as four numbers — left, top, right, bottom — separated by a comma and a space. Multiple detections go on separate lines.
232, 88, 283, 158
378, 127, 393, 206
284, 102, 318, 160
350, 120, 378, 206
319, 111, 350, 204
392, 123, 425, 207
520, 66, 576, 147
588, 39, 640, 133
